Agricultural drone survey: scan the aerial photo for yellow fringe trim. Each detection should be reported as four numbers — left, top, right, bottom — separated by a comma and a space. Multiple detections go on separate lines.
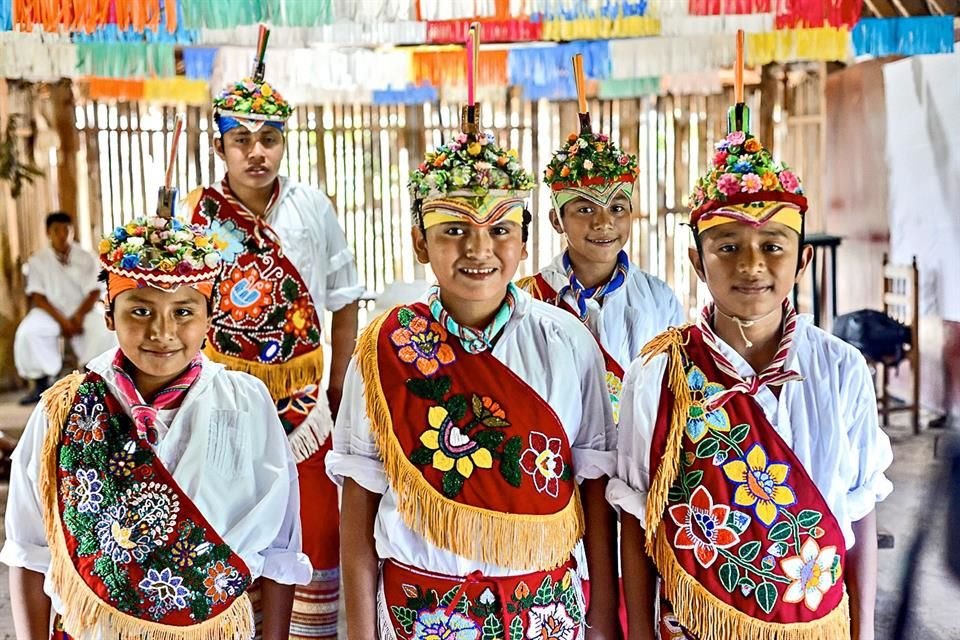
203, 343, 325, 401
356, 308, 585, 571
514, 275, 543, 300
638, 326, 692, 556
652, 531, 850, 640
39, 374, 255, 640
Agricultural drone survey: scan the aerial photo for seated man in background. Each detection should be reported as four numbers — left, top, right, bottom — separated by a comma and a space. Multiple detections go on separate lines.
13, 211, 115, 404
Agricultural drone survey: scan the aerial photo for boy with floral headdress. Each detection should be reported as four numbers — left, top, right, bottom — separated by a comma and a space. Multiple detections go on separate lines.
187, 30, 362, 639
608, 105, 893, 639
2, 213, 311, 640
519, 114, 683, 426
328, 102, 621, 639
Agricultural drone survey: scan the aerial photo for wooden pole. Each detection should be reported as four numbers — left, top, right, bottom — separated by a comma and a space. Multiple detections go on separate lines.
52, 80, 78, 222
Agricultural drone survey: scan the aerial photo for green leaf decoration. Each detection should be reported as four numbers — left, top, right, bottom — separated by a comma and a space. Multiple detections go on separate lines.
409, 446, 435, 466
482, 416, 510, 428
561, 587, 583, 623
282, 276, 299, 303
442, 470, 465, 498
406, 377, 450, 402
391, 606, 417, 634
718, 562, 739, 593
59, 444, 80, 471
510, 616, 524, 640
439, 585, 460, 607
755, 582, 778, 614
738, 541, 761, 562
482, 614, 505, 640
730, 423, 750, 443
306, 326, 322, 344
280, 333, 296, 359
474, 430, 506, 450
668, 485, 686, 503
471, 395, 486, 419
695, 438, 720, 459
559, 465, 572, 481
265, 305, 287, 327
500, 436, 523, 487
767, 521, 793, 542
684, 470, 704, 488
445, 394, 468, 422
76, 532, 99, 555
397, 307, 415, 327
189, 593, 212, 623
214, 329, 243, 354
796, 510, 823, 529
533, 575, 554, 605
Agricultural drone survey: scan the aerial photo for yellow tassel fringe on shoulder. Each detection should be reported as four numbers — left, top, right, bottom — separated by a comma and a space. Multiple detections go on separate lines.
38, 373, 255, 640
514, 275, 542, 300
638, 328, 851, 640
356, 308, 584, 571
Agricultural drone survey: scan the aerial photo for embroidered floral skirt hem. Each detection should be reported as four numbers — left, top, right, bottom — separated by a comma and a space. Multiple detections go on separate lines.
377, 559, 584, 640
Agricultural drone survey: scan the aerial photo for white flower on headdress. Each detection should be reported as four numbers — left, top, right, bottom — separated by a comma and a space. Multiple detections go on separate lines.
204, 253, 221, 268
583, 160, 594, 170
475, 161, 492, 171
124, 237, 145, 248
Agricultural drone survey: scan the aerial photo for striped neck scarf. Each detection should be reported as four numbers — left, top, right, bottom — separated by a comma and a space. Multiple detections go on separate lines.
558, 249, 629, 321
110, 350, 203, 444
697, 300, 804, 409
428, 283, 518, 354
221, 178, 284, 250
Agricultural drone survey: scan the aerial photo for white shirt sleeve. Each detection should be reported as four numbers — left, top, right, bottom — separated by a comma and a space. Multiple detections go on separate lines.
0, 403, 52, 573
571, 332, 618, 483
23, 252, 49, 298
841, 355, 894, 522
228, 376, 313, 585
325, 358, 389, 493
318, 193, 363, 312
606, 353, 668, 522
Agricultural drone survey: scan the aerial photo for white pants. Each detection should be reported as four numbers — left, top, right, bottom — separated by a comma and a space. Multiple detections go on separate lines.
13, 307, 116, 379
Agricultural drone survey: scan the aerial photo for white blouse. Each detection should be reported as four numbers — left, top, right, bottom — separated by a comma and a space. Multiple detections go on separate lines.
1, 348, 313, 617
606, 314, 894, 549
534, 255, 685, 371
24, 243, 102, 317
326, 289, 617, 577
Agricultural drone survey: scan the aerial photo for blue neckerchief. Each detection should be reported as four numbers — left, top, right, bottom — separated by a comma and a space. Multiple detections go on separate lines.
428, 283, 518, 354
557, 249, 629, 321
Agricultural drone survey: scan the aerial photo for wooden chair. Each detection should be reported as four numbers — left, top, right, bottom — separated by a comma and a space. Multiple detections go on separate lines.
878, 254, 920, 434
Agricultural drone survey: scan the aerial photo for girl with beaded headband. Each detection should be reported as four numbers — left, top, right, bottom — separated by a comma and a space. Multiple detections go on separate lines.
609, 31, 892, 640
186, 25, 363, 640
2, 126, 311, 639
519, 52, 685, 635
330, 22, 620, 640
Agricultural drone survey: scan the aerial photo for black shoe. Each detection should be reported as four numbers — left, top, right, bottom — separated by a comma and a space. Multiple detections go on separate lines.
18, 376, 50, 405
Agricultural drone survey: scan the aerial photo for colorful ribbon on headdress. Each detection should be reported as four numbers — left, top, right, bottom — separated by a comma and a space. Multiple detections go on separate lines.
551, 176, 634, 213
421, 192, 526, 229
107, 274, 214, 303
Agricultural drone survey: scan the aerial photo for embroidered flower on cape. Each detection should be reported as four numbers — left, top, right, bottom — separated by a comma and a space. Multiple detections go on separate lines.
206, 218, 246, 262
95, 483, 180, 564
412, 608, 480, 640
722, 443, 797, 527
685, 366, 730, 442
139, 567, 191, 617
419, 406, 493, 478
70, 468, 104, 514
219, 265, 274, 321
204, 560, 241, 604
526, 602, 576, 640
519, 432, 566, 498
781, 537, 838, 612
391, 313, 456, 376
283, 297, 314, 339
668, 486, 740, 569
66, 401, 107, 445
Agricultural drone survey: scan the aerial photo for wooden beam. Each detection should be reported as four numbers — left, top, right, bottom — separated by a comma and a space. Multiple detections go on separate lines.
52, 80, 78, 221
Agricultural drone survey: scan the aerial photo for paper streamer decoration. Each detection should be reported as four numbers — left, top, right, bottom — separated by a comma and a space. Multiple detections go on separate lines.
508, 40, 610, 101
609, 35, 735, 78
336, 0, 414, 22
373, 85, 438, 105
144, 77, 210, 104
659, 13, 775, 36
426, 18, 542, 44
76, 42, 177, 78
412, 48, 509, 93
539, 14, 660, 41
1, 0, 12, 30
14, 0, 182, 33
598, 76, 661, 99
182, 47, 218, 80
746, 27, 850, 65
774, 0, 861, 29
852, 17, 955, 57
417, 0, 510, 21
0, 31, 77, 81
85, 78, 145, 101
308, 20, 426, 45
181, 0, 333, 28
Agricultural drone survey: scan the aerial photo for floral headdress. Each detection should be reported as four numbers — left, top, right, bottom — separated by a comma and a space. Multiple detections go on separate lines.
690, 130, 807, 234
98, 216, 223, 298
544, 129, 639, 211
212, 26, 292, 135
409, 130, 536, 227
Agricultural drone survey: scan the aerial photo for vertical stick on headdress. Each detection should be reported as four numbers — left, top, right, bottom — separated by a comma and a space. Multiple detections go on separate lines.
572, 53, 591, 134
728, 29, 750, 134
157, 113, 184, 219
462, 22, 482, 138
252, 24, 270, 83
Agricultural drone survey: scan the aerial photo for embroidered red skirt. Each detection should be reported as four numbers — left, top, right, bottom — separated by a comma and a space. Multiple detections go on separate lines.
379, 559, 584, 640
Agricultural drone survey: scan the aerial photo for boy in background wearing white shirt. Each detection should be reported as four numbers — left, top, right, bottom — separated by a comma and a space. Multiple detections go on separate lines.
14, 211, 116, 404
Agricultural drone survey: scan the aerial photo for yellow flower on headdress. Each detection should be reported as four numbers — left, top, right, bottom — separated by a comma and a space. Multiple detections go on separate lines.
467, 142, 482, 156
194, 236, 209, 248
261, 83, 273, 97
98, 238, 113, 254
